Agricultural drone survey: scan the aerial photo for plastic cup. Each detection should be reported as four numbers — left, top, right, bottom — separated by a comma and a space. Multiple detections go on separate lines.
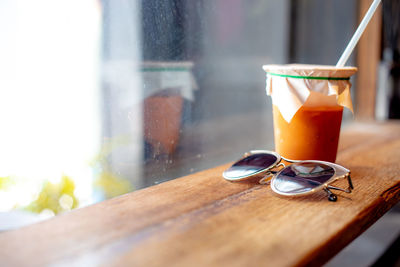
264, 65, 357, 163
272, 104, 343, 162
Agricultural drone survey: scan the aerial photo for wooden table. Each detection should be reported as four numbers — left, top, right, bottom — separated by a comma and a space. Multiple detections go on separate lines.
1, 122, 400, 267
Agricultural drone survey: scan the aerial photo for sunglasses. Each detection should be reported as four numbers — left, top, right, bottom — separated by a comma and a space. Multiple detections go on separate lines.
223, 150, 353, 201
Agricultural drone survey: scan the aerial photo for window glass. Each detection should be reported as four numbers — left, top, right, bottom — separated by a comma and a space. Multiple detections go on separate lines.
0, 0, 357, 228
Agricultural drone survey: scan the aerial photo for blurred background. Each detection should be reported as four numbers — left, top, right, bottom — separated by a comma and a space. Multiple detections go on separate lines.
0, 0, 399, 265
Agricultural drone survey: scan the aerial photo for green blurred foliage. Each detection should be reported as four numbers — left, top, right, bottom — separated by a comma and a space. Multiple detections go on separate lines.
94, 171, 133, 199
0, 176, 13, 190
90, 136, 134, 199
3, 135, 134, 215
24, 175, 78, 214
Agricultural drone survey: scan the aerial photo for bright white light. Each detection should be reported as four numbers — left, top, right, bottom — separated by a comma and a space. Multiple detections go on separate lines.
0, 0, 101, 208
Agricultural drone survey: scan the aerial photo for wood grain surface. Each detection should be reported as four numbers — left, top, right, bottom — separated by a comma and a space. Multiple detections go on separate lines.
1, 122, 400, 267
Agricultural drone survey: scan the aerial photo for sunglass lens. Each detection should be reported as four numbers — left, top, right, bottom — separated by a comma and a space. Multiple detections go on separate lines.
272, 162, 335, 195
223, 153, 278, 180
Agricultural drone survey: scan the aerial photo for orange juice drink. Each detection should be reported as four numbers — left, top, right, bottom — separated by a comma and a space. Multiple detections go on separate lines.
263, 64, 357, 163
273, 105, 343, 162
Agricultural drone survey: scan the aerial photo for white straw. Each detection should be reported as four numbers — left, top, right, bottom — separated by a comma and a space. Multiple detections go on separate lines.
336, 0, 381, 67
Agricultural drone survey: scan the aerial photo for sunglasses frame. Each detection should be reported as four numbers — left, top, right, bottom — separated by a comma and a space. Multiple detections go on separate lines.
223, 150, 283, 181
224, 150, 354, 201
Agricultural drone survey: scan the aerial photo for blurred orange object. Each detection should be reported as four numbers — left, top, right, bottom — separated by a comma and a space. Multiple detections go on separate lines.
144, 92, 183, 155
272, 105, 343, 162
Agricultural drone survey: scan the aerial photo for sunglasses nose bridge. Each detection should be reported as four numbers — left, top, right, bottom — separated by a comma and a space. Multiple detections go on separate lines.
276, 162, 286, 169
259, 162, 286, 185
259, 173, 274, 185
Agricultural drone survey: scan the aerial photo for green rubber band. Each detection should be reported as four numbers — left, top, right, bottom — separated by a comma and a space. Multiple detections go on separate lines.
141, 67, 190, 72
266, 72, 350, 80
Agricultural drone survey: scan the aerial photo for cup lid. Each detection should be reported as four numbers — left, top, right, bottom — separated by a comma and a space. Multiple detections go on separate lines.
262, 64, 357, 78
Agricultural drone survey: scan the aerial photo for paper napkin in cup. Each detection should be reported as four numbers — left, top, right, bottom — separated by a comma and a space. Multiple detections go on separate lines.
263, 64, 357, 123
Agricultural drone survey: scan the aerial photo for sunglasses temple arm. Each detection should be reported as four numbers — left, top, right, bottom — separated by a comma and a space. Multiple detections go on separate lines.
348, 174, 354, 190
324, 188, 338, 202
327, 174, 354, 193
